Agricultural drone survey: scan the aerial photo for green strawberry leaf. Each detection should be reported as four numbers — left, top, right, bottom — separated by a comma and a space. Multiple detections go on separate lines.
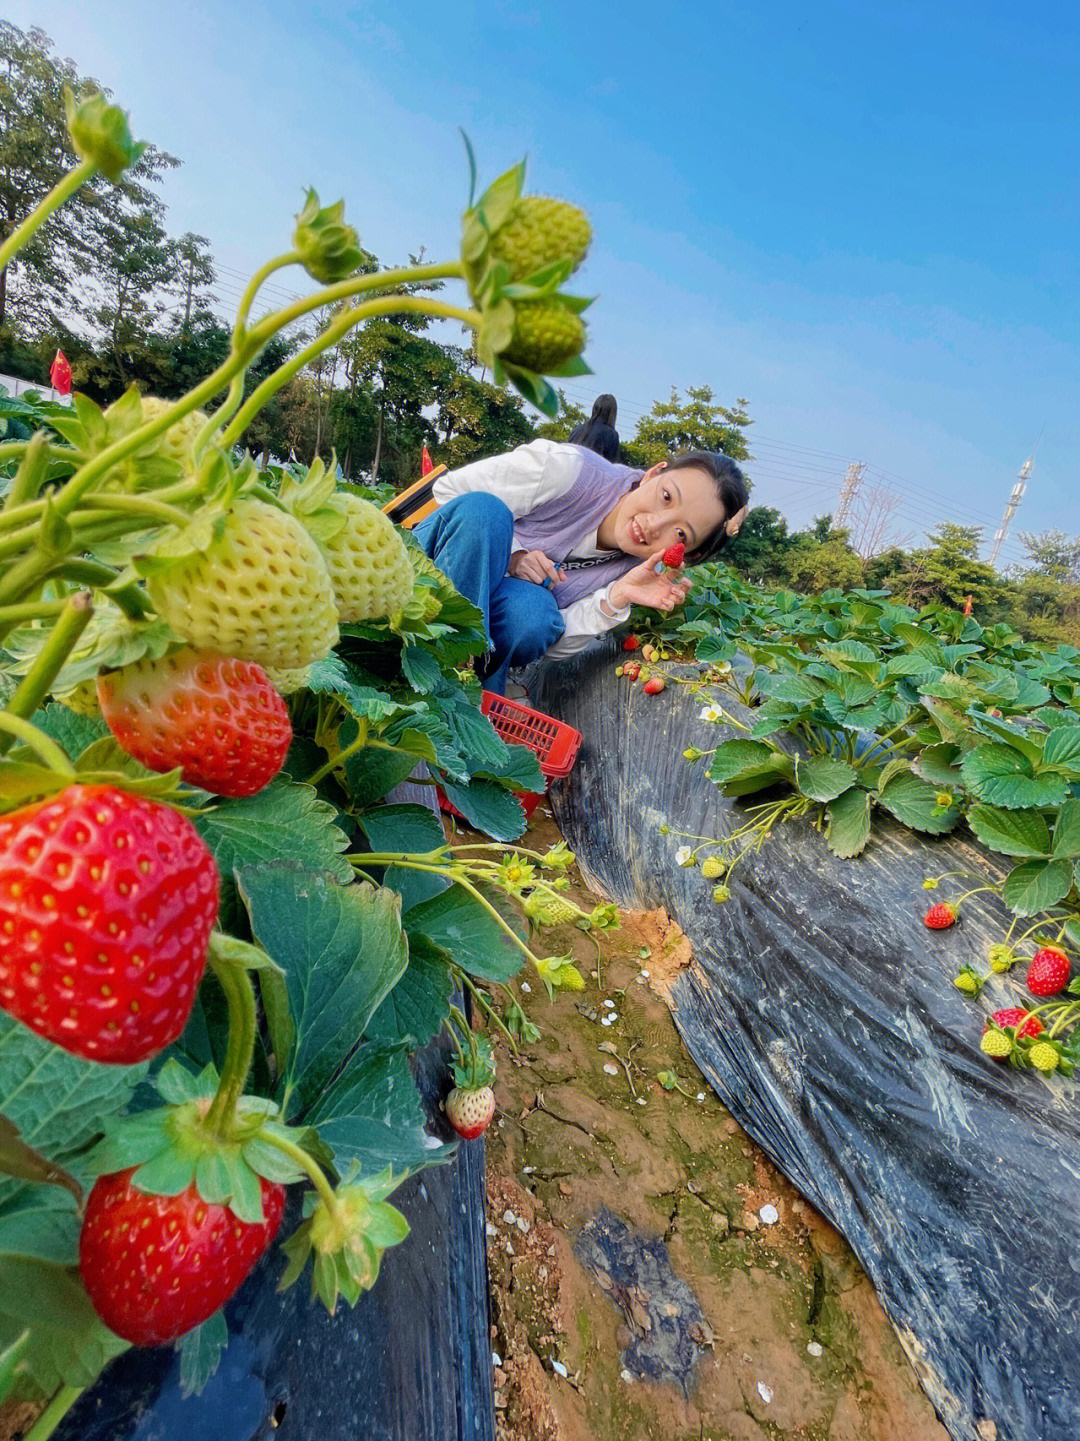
31, 703, 109, 756
1001, 858, 1074, 916
343, 733, 423, 807
404, 882, 525, 983
0, 1117, 82, 1203
177, 1310, 229, 1398
304, 1040, 453, 1173
0, 1186, 80, 1266
356, 801, 446, 858
238, 864, 408, 1116
0, 1016, 147, 1212
912, 742, 963, 786
707, 739, 794, 794
794, 755, 857, 803
1051, 799, 1080, 859
960, 744, 1069, 809
400, 645, 443, 693
438, 777, 527, 840
194, 778, 353, 929
1040, 725, 1080, 777
877, 771, 962, 834
0, 1258, 129, 1396
967, 805, 1051, 858
825, 786, 872, 858
364, 934, 454, 1047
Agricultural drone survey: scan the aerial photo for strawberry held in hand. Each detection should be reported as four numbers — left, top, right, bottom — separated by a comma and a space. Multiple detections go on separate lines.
80, 1168, 285, 1346
661, 542, 685, 570
98, 648, 292, 798
0, 785, 219, 1063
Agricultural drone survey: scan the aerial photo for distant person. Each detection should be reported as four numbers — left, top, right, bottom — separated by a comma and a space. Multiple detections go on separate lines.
569, 393, 621, 463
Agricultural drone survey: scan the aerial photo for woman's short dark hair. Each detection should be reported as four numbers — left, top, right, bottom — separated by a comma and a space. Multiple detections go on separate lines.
664, 450, 749, 562
569, 393, 621, 462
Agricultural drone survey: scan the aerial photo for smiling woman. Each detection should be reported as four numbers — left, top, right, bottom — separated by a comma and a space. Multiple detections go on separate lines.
413, 438, 749, 693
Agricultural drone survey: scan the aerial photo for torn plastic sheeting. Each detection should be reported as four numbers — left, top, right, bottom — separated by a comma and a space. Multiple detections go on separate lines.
531, 645, 1080, 1441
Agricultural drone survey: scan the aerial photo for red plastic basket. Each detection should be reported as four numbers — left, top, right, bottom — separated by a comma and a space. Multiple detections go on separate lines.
440, 690, 583, 822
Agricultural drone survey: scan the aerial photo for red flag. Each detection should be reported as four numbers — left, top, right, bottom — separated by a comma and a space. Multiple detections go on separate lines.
49, 350, 72, 396
421, 445, 434, 476
962, 595, 973, 616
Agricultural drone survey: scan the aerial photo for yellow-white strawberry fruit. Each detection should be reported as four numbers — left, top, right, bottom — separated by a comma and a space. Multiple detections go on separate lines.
147, 498, 339, 670
319, 494, 414, 624
56, 678, 102, 717
263, 664, 313, 696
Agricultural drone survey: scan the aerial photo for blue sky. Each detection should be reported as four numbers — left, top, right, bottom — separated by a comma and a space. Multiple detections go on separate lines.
7, 0, 1078, 565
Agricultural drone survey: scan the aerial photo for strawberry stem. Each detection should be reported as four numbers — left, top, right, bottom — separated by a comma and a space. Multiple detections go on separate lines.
0, 591, 92, 746
204, 942, 259, 1137
0, 158, 96, 272
22, 1383, 84, 1441
256, 1127, 339, 1211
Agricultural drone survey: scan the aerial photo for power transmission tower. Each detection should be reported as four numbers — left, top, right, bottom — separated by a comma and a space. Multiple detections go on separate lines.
989, 456, 1033, 567
834, 462, 866, 527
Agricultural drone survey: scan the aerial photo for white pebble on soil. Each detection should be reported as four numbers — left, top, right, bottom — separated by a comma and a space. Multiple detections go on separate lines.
760, 1204, 779, 1225
757, 1382, 774, 1404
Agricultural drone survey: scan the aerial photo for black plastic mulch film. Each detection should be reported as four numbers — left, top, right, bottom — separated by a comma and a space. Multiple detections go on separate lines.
529, 645, 1080, 1441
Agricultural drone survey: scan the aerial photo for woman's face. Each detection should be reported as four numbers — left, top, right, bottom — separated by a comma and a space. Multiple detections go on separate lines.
606, 464, 727, 559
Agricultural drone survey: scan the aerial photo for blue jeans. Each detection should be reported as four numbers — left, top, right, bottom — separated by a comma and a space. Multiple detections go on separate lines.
413, 492, 566, 694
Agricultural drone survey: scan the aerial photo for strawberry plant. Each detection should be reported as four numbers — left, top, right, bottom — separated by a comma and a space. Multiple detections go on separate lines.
626, 559, 1080, 1080
0, 90, 606, 1429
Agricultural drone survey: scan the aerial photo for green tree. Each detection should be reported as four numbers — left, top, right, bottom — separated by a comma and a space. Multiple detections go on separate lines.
623, 385, 753, 468
724, 506, 794, 583
533, 390, 586, 442
0, 22, 178, 334
1013, 529, 1080, 585
872, 523, 1010, 613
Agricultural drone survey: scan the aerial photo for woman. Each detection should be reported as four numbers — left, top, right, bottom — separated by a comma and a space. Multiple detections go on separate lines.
568, 392, 621, 462
414, 437, 749, 693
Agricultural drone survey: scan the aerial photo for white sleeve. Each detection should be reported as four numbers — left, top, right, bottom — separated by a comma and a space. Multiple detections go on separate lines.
430, 440, 582, 528
543, 583, 632, 658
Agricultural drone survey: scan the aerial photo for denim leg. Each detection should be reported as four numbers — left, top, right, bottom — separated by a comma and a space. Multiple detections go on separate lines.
484, 576, 566, 695
412, 492, 515, 642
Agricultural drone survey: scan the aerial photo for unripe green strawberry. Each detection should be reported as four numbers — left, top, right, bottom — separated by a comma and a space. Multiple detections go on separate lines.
317, 493, 414, 623
1028, 1041, 1060, 1073
701, 857, 725, 880
980, 1029, 1013, 1059
139, 397, 208, 466
489, 197, 591, 282
147, 498, 339, 670
263, 664, 313, 696
56, 677, 102, 717
544, 895, 579, 925
502, 300, 585, 374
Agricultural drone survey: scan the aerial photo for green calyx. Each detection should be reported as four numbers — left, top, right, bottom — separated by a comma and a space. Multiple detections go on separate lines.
293, 189, 371, 284
87, 1063, 302, 1225
278, 1169, 410, 1313
64, 86, 145, 182
451, 1033, 496, 1090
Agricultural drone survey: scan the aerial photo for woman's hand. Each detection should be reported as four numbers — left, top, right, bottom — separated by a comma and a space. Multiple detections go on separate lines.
507, 549, 567, 587
609, 551, 693, 613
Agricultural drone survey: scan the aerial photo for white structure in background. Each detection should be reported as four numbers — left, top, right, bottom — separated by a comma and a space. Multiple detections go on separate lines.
989, 456, 1033, 567
833, 461, 866, 527
0, 370, 72, 405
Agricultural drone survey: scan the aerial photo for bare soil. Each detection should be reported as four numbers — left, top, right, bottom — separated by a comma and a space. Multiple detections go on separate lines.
481, 807, 949, 1441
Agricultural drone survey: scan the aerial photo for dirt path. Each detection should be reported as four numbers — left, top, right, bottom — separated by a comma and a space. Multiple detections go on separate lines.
482, 810, 949, 1441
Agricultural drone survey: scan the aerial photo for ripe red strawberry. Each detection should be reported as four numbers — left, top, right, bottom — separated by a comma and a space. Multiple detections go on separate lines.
0, 785, 219, 1063
662, 542, 686, 569
445, 1085, 495, 1140
623, 661, 640, 681
622, 635, 641, 652
98, 649, 292, 798
923, 902, 957, 929
986, 1008, 1043, 1040
642, 677, 666, 695
80, 1168, 285, 1346
1026, 946, 1070, 997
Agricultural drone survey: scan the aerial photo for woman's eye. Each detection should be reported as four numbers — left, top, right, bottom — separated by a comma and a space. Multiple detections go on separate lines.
677, 529, 686, 543
662, 489, 671, 503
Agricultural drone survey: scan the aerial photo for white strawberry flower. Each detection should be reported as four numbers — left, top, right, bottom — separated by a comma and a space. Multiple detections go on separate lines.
675, 846, 696, 867
699, 703, 724, 723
